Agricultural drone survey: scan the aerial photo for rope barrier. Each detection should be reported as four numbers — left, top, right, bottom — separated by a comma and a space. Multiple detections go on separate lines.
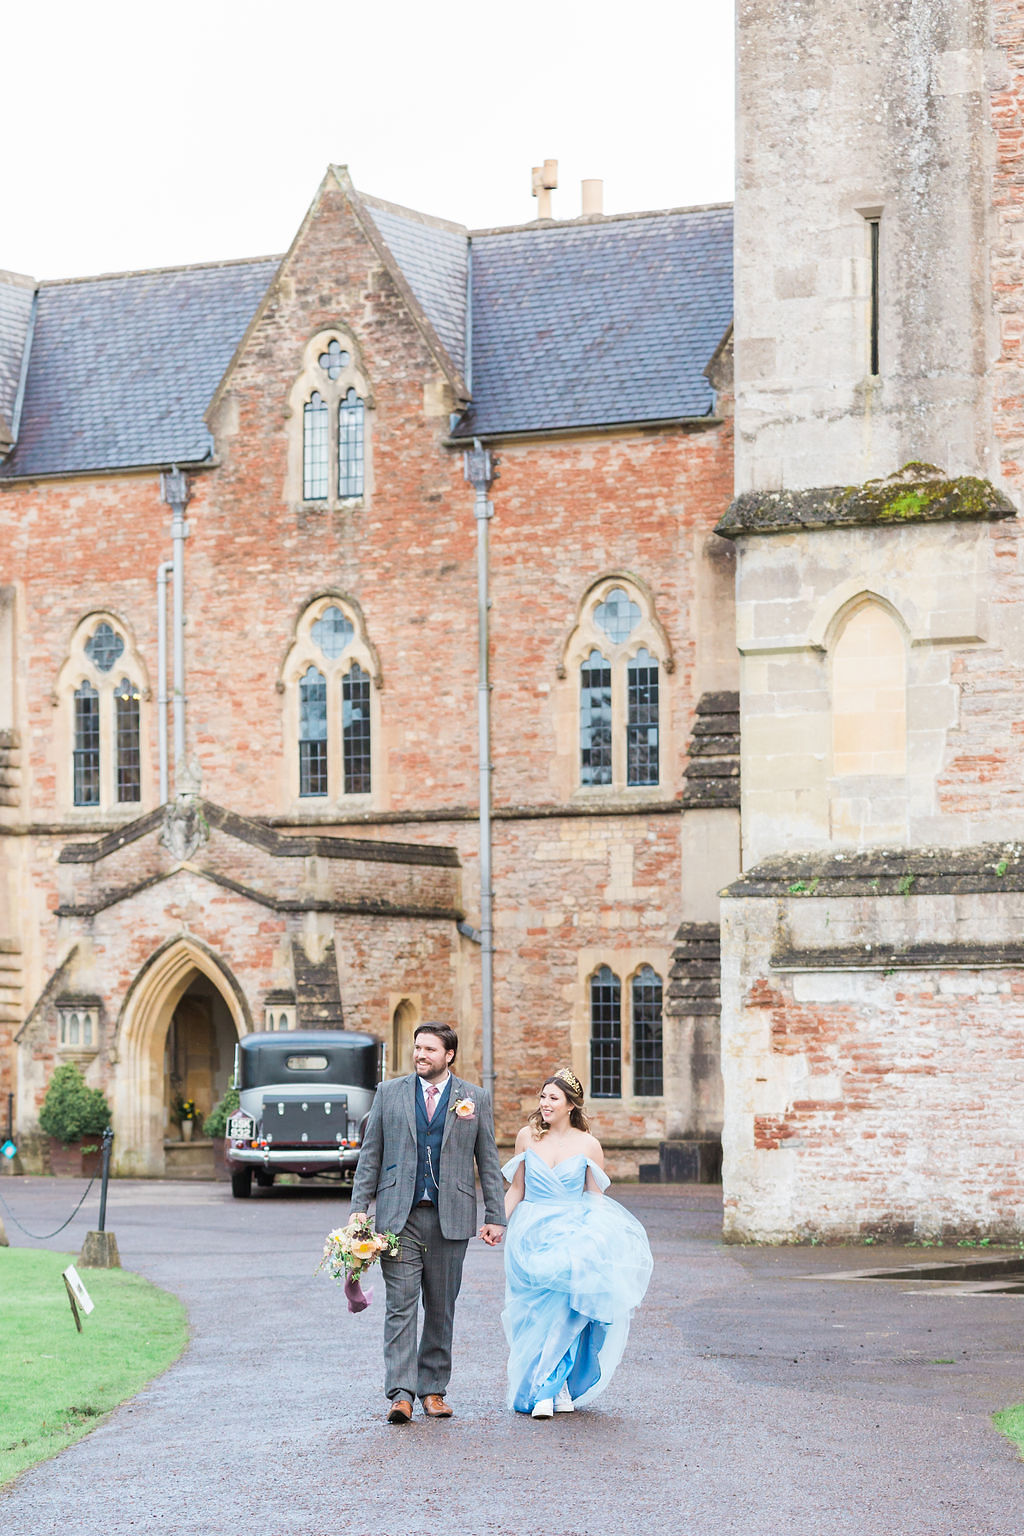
0, 1177, 98, 1239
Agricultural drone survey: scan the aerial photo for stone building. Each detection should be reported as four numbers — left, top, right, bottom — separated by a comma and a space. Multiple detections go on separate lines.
720, 0, 1024, 1239
0, 167, 736, 1176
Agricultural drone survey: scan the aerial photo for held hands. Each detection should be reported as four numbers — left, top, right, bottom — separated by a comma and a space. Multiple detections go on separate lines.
478, 1223, 505, 1246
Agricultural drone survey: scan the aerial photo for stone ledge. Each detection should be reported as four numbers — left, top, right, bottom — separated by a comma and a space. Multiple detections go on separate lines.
771, 942, 1024, 971
715, 463, 1016, 539
724, 842, 1024, 899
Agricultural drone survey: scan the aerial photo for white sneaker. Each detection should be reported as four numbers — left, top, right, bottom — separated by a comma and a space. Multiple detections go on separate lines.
554, 1384, 574, 1413
531, 1397, 554, 1419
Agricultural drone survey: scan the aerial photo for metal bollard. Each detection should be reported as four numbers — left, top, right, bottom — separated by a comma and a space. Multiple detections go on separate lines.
79, 1126, 120, 1268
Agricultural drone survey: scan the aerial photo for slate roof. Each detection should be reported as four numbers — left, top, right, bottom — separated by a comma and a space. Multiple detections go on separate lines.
453, 205, 734, 437
0, 193, 733, 478
361, 195, 468, 380
0, 271, 35, 434
0, 258, 279, 479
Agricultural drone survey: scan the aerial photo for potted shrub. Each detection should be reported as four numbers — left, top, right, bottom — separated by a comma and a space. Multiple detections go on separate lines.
173, 1096, 198, 1142
203, 1088, 239, 1180
39, 1062, 111, 1177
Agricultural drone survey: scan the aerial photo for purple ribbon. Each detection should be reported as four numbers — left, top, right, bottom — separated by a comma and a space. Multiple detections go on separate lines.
344, 1273, 372, 1313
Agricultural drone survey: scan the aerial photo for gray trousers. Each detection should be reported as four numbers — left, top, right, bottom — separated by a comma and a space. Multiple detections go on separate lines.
380, 1203, 469, 1403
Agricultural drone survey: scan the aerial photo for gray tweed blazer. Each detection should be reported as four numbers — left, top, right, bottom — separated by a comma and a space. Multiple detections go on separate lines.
350, 1073, 506, 1240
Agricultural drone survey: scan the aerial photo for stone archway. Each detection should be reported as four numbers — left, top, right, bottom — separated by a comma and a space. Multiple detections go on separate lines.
113, 937, 251, 1175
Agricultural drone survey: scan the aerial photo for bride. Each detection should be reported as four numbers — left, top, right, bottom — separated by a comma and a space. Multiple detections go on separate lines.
501, 1067, 653, 1418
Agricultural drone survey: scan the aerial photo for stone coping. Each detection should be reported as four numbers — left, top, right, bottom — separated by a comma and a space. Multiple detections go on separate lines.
715, 464, 1016, 539
723, 842, 1024, 898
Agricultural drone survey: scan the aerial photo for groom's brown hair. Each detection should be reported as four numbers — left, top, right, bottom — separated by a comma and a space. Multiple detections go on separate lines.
414, 1022, 458, 1064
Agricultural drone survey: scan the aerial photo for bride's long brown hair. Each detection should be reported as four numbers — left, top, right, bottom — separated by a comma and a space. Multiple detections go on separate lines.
528, 1070, 591, 1138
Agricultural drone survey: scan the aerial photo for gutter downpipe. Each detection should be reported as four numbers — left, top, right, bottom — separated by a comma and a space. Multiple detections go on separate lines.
160, 467, 190, 786
462, 440, 495, 1103
156, 560, 173, 801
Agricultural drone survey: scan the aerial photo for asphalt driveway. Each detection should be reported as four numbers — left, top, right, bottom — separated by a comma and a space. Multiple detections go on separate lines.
1, 1176, 1023, 1536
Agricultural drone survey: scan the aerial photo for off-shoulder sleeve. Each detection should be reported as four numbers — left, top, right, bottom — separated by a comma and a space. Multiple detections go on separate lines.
501, 1152, 526, 1182
586, 1159, 611, 1192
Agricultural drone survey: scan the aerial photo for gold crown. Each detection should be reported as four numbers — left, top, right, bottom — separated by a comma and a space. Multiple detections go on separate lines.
554, 1067, 583, 1097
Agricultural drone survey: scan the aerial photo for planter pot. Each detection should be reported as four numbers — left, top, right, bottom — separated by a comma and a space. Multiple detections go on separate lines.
180, 1119, 194, 1143
48, 1138, 103, 1178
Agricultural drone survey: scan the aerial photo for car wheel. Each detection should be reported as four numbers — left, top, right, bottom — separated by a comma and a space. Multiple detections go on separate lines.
231, 1168, 253, 1199
254, 1171, 275, 1188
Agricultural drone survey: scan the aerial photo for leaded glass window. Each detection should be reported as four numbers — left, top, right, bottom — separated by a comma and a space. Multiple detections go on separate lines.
632, 965, 664, 1096
342, 663, 371, 794
580, 650, 612, 785
590, 965, 622, 1098
337, 390, 366, 497
319, 340, 350, 380
114, 677, 141, 803
299, 666, 328, 796
85, 622, 124, 673
311, 606, 353, 659
338, 389, 365, 498
73, 681, 100, 806
627, 648, 659, 786
594, 587, 640, 644
303, 392, 329, 500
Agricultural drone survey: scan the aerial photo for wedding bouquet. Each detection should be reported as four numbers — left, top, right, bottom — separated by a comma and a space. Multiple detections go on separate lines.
317, 1212, 399, 1313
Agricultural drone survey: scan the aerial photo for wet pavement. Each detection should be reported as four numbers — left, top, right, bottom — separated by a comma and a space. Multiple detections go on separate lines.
1, 1175, 1023, 1535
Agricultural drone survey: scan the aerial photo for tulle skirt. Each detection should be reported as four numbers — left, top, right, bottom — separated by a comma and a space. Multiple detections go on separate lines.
502, 1193, 653, 1412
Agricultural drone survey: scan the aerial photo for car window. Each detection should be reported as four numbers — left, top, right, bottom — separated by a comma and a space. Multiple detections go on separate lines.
285, 1054, 329, 1070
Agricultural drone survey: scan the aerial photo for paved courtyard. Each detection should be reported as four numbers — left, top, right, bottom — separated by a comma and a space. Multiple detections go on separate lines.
1, 1176, 1023, 1536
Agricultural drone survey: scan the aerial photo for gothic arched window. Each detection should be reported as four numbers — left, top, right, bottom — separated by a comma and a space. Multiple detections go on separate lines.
303, 392, 329, 501
590, 965, 622, 1098
291, 332, 371, 508
631, 965, 664, 1097
63, 616, 149, 812
283, 598, 379, 805
567, 581, 669, 793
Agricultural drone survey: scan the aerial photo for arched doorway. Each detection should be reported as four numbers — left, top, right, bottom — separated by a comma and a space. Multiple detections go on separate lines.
113, 938, 250, 1175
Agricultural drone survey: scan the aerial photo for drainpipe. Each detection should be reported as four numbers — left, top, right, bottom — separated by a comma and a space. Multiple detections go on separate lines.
156, 560, 173, 801
462, 440, 497, 1102
160, 467, 190, 784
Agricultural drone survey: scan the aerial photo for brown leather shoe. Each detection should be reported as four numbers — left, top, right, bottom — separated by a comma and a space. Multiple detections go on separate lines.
421, 1394, 454, 1418
386, 1399, 413, 1424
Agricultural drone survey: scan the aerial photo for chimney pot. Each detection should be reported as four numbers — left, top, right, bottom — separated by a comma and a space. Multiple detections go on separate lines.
531, 159, 559, 220
581, 179, 603, 217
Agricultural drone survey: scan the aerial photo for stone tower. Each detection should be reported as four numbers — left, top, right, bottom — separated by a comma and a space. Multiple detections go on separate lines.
720, 1, 1024, 1240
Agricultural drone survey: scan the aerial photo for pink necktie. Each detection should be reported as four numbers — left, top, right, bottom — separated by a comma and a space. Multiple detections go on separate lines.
426, 1085, 439, 1121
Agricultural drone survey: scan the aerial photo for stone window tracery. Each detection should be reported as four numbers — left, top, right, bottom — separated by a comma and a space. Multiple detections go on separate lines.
588, 960, 666, 1102
282, 597, 380, 806
566, 579, 670, 793
291, 330, 372, 509
61, 615, 149, 813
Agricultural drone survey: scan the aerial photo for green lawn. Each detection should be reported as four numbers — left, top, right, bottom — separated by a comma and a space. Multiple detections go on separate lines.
0, 1248, 188, 1486
994, 1403, 1024, 1458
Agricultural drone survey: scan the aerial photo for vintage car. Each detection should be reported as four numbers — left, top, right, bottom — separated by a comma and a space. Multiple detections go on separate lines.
225, 1029, 381, 1198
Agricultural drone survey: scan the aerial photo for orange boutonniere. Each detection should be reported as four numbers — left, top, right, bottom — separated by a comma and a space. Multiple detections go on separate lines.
451, 1097, 476, 1120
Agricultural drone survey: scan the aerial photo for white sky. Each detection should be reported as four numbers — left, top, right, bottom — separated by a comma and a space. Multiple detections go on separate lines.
2, 0, 734, 282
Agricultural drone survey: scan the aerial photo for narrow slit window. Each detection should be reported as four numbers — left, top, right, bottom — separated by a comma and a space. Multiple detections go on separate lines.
114, 677, 141, 803
581, 650, 612, 785
303, 392, 329, 500
868, 217, 880, 377
299, 666, 328, 796
342, 663, 371, 794
627, 648, 659, 786
73, 681, 100, 806
590, 965, 622, 1098
338, 389, 365, 498
632, 965, 664, 1097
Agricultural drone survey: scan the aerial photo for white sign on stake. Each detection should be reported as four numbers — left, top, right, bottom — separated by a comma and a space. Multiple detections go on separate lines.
62, 1264, 95, 1332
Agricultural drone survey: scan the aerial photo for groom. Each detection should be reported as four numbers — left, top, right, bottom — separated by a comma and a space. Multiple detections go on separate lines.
350, 1022, 506, 1423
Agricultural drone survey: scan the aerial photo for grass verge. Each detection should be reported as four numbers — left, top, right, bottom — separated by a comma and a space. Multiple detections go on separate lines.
0, 1248, 188, 1486
994, 1403, 1024, 1458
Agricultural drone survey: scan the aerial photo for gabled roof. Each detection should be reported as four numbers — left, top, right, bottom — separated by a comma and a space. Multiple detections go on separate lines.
0, 258, 278, 480
0, 270, 35, 445
453, 204, 734, 438
0, 178, 734, 480
360, 193, 468, 380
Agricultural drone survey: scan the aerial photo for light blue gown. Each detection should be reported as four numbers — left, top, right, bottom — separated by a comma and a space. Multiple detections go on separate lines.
501, 1148, 653, 1413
